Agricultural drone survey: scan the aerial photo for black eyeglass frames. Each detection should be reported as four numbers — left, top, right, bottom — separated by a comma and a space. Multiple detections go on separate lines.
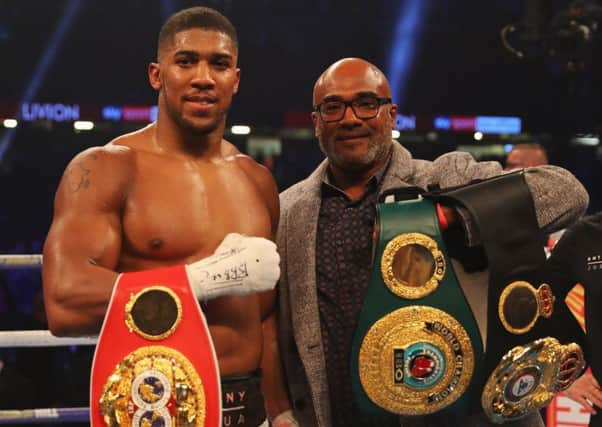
313, 96, 392, 122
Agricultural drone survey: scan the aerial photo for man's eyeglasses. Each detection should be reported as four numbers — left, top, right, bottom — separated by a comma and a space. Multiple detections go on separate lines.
313, 96, 392, 123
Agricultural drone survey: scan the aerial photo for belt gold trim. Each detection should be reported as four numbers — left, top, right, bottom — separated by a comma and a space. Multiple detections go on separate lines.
359, 306, 474, 415
381, 233, 446, 300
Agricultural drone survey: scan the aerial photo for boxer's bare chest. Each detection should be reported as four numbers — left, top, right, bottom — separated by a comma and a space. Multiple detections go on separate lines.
120, 152, 271, 265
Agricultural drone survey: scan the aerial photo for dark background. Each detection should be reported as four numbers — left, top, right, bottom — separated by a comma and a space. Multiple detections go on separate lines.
0, 0, 600, 416
1, 0, 600, 128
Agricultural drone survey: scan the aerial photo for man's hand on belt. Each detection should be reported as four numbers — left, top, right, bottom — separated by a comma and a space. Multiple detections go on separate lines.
186, 233, 280, 301
272, 410, 300, 427
564, 372, 602, 414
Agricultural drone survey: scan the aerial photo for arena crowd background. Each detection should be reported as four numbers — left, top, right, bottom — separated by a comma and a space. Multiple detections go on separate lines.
0, 0, 600, 424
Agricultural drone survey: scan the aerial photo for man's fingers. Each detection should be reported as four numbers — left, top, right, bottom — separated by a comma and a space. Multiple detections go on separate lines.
589, 390, 602, 408
591, 374, 602, 389
574, 396, 597, 414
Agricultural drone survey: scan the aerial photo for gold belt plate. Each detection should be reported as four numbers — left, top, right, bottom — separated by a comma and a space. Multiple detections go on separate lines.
125, 286, 183, 341
359, 306, 474, 415
100, 346, 206, 427
481, 337, 585, 423
381, 233, 446, 299
498, 281, 556, 335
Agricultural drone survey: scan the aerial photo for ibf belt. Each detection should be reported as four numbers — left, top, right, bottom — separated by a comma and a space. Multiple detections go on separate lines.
350, 198, 483, 416
90, 266, 221, 427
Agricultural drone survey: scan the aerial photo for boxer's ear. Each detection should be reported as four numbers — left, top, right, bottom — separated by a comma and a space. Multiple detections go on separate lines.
149, 62, 161, 91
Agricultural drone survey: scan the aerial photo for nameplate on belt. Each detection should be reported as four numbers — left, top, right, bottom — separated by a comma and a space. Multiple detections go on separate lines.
350, 198, 483, 416
90, 266, 221, 427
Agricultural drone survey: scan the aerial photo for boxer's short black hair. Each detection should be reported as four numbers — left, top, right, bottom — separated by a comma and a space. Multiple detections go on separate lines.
157, 7, 238, 59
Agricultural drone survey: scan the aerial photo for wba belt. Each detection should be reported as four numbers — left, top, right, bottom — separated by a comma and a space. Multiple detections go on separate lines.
350, 172, 586, 423
90, 265, 221, 427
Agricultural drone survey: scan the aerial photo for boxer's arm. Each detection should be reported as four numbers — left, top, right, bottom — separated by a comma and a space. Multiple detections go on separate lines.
240, 157, 298, 425
261, 287, 298, 426
261, 307, 297, 425
43, 147, 131, 336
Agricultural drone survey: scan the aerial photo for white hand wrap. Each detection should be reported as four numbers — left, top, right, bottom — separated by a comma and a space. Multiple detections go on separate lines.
185, 233, 280, 301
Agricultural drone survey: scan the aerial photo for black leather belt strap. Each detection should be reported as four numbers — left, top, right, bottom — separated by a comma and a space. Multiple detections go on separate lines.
424, 171, 546, 374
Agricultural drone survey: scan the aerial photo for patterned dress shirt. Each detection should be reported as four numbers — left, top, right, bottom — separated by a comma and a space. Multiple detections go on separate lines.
316, 165, 400, 427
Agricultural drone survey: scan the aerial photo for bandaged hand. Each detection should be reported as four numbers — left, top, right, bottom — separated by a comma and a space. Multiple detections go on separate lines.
272, 410, 299, 427
186, 233, 280, 301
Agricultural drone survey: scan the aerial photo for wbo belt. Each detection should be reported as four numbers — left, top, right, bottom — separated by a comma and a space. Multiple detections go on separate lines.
350, 172, 585, 423
90, 265, 221, 427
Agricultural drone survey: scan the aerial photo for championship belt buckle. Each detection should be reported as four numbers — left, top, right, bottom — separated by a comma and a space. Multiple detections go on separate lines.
90, 266, 221, 427
481, 337, 585, 424
358, 306, 475, 415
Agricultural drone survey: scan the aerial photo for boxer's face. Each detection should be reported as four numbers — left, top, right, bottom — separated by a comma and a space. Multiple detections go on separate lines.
149, 28, 240, 135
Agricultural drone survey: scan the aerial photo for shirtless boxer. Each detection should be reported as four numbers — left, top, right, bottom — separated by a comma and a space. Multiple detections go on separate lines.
41, 7, 295, 426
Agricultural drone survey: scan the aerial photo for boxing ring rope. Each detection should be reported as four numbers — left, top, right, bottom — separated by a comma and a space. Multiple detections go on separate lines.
0, 254, 43, 269
0, 408, 90, 425
0, 254, 91, 423
0, 330, 97, 348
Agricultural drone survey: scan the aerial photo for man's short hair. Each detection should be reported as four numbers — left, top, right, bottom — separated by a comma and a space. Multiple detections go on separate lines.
157, 7, 238, 59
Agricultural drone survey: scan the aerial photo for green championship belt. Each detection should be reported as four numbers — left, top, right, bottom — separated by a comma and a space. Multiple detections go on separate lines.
350, 197, 484, 416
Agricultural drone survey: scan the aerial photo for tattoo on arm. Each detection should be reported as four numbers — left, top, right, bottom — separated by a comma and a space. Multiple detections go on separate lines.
67, 154, 97, 192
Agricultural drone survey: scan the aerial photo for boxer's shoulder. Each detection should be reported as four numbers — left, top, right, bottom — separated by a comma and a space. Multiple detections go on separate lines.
229, 154, 277, 193
67, 143, 133, 178
59, 143, 135, 204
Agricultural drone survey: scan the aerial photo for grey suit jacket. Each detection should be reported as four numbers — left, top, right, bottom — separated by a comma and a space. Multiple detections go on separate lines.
276, 142, 588, 427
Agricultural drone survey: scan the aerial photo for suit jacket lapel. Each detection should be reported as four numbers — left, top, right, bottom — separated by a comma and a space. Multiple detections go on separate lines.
380, 142, 413, 194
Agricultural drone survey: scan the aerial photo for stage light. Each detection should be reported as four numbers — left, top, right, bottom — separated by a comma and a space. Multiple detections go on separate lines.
231, 125, 251, 135
74, 121, 94, 131
572, 135, 600, 146
2, 119, 17, 129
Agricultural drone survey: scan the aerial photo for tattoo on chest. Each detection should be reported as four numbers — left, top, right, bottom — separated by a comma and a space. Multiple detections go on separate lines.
67, 153, 97, 192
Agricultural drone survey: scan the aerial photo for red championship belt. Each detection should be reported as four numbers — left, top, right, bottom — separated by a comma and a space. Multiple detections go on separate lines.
90, 265, 221, 427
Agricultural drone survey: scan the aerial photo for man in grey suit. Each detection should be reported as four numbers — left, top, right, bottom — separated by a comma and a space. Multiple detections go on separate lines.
275, 57, 589, 427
